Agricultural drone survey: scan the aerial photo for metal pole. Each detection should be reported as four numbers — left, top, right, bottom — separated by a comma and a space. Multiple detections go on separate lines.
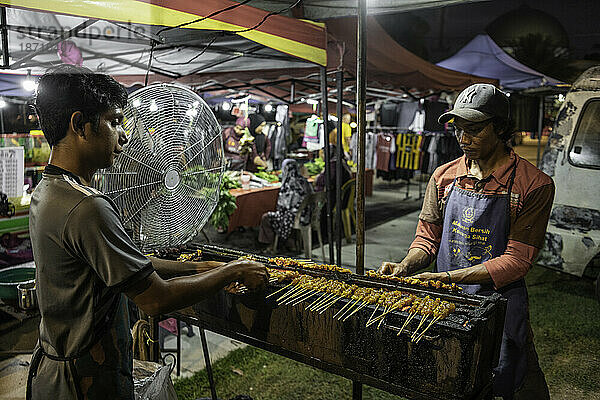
355, 0, 367, 276
290, 80, 296, 104
335, 69, 343, 268
536, 96, 544, 167
352, 380, 363, 400
320, 67, 334, 264
200, 328, 218, 400
0, 7, 9, 68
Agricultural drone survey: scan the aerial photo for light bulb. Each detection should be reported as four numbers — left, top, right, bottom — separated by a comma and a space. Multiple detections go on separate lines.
149, 100, 158, 112
222, 102, 231, 111
350, 122, 357, 129
264, 104, 273, 112
22, 70, 37, 91
132, 98, 141, 108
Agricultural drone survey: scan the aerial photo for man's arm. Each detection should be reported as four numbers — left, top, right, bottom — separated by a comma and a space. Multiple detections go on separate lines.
413, 264, 492, 284
148, 256, 223, 279
125, 259, 267, 316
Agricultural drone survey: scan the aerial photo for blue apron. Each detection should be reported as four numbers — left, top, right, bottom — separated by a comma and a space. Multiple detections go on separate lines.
437, 165, 529, 400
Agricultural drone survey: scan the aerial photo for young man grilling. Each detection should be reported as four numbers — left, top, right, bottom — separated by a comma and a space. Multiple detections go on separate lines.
379, 84, 553, 400
27, 65, 268, 399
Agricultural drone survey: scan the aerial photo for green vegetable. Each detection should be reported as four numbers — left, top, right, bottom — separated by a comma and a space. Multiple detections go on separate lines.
254, 171, 279, 183
305, 157, 325, 176
210, 178, 238, 230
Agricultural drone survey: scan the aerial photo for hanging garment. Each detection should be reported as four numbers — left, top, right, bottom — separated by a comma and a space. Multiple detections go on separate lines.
376, 134, 393, 172
272, 105, 289, 169
424, 101, 449, 132
388, 133, 397, 171
396, 102, 419, 130
419, 135, 431, 174
302, 115, 324, 151
366, 132, 377, 170
396, 132, 423, 170
409, 107, 426, 132
380, 103, 398, 126
436, 167, 529, 399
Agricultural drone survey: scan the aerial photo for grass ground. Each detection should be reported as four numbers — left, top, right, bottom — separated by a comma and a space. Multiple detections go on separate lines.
174, 265, 600, 400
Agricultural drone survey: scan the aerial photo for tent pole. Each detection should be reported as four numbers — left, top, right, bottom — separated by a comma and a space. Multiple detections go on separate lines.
0, 7, 8, 69
320, 67, 334, 264
336, 69, 343, 268
290, 80, 296, 104
536, 95, 544, 167
355, 0, 367, 276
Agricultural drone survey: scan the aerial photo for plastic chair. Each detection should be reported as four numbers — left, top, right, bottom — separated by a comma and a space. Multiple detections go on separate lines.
272, 192, 326, 262
334, 178, 356, 244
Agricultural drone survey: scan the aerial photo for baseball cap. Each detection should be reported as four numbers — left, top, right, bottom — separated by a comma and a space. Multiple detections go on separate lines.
438, 84, 510, 124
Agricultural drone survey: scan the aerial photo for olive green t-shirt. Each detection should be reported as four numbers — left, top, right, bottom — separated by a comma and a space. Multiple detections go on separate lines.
28, 165, 154, 399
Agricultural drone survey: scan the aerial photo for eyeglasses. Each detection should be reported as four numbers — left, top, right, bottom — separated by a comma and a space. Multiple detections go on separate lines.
452, 120, 492, 140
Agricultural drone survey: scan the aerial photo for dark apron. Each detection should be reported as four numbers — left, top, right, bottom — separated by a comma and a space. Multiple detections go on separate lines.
436, 167, 529, 400
26, 294, 132, 400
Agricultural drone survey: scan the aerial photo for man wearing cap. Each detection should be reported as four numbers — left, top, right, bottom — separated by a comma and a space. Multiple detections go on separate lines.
379, 84, 552, 399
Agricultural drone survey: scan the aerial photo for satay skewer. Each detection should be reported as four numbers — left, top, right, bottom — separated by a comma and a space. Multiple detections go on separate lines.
398, 296, 427, 335
318, 295, 342, 313
266, 282, 293, 299
343, 301, 369, 321
335, 298, 360, 320
366, 304, 380, 325
306, 292, 332, 310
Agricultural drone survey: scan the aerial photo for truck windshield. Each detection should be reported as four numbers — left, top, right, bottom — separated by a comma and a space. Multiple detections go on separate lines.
569, 99, 600, 169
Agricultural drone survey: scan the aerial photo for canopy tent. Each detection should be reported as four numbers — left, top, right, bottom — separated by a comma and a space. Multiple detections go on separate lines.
436, 34, 565, 91
178, 16, 496, 109
0, 0, 328, 97
236, 0, 490, 19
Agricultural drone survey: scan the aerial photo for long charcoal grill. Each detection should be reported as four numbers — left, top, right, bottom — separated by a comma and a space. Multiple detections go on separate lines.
162, 244, 506, 400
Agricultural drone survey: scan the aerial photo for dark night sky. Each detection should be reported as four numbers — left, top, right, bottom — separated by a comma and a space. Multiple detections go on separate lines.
376, 0, 600, 64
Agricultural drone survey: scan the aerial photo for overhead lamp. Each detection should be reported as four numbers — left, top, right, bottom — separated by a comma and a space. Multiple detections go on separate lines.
0, 98, 6, 108
222, 101, 231, 111
264, 104, 273, 112
23, 70, 37, 92
132, 98, 142, 108
149, 100, 158, 112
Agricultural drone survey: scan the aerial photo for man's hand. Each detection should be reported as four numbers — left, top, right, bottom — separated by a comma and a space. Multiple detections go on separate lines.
413, 272, 444, 281
378, 261, 409, 277
226, 259, 269, 291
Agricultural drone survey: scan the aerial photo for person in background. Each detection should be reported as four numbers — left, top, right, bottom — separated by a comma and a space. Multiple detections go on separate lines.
258, 159, 313, 251
341, 113, 353, 160
317, 121, 352, 208
222, 116, 251, 170
247, 113, 271, 171
378, 84, 552, 400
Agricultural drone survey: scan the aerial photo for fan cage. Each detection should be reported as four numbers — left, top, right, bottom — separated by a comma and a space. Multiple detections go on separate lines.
93, 83, 225, 251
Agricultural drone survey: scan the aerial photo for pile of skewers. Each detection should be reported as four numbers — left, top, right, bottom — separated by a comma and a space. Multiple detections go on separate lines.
365, 270, 463, 293
266, 271, 455, 342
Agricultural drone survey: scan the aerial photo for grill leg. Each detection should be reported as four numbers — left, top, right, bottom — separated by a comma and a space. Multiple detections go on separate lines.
200, 327, 218, 400
176, 319, 181, 376
352, 381, 362, 400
